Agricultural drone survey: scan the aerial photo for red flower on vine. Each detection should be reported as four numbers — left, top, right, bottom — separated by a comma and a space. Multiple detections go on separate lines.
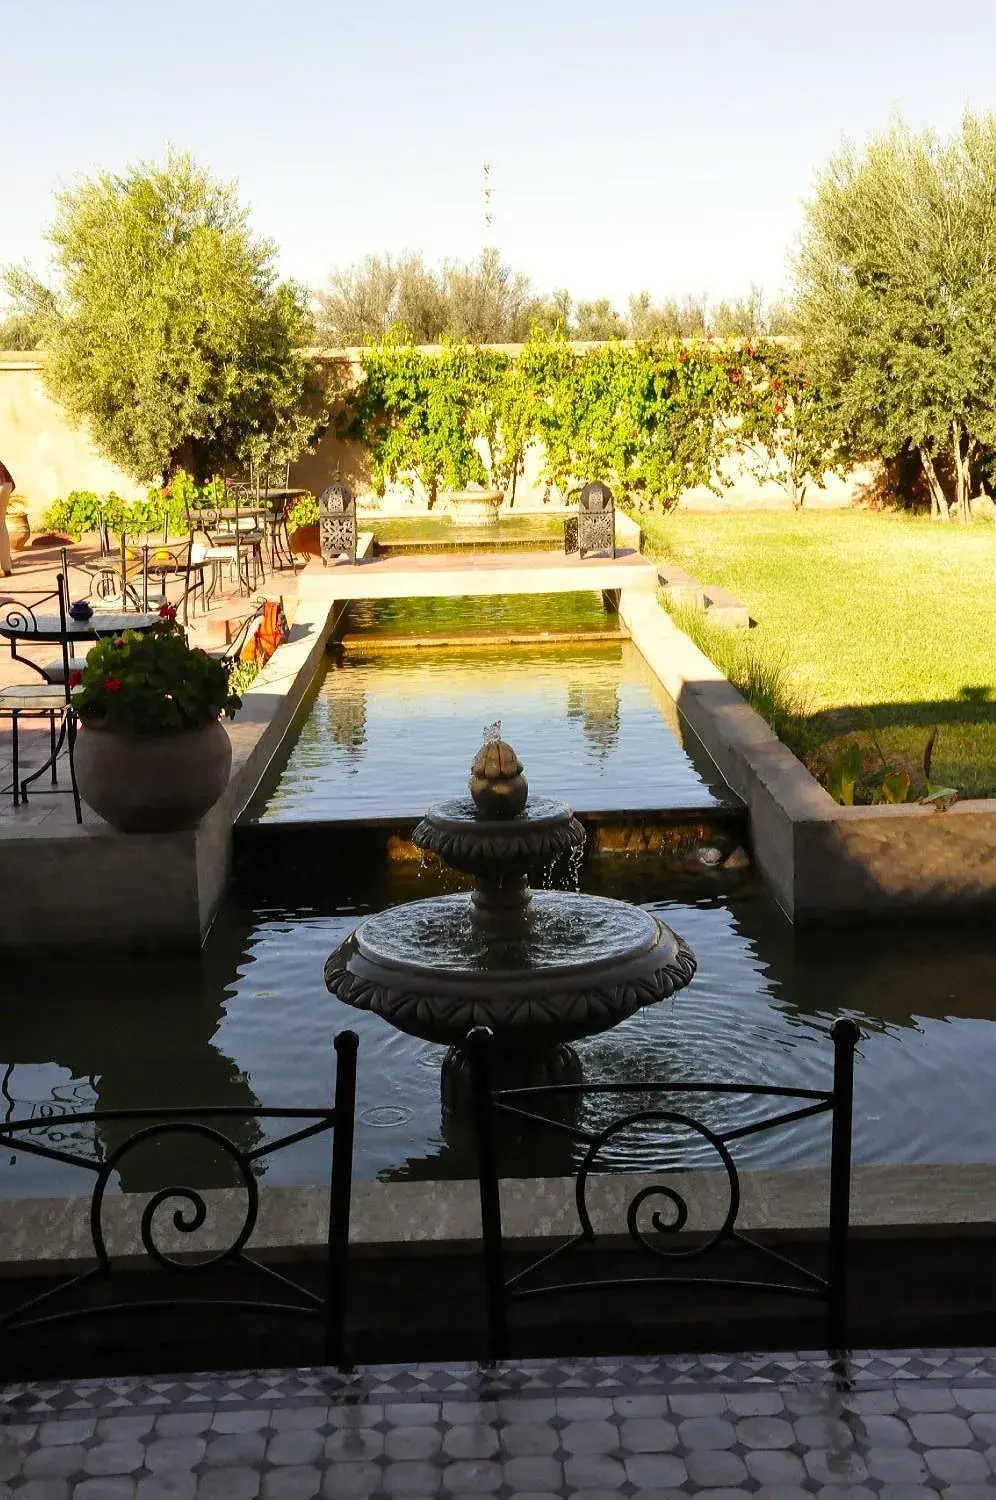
104, 677, 122, 693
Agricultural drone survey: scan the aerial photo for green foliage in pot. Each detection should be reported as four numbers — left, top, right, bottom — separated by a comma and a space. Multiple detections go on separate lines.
287, 494, 319, 529
73, 607, 241, 732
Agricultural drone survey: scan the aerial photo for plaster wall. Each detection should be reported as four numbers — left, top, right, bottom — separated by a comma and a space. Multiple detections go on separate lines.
1, 350, 870, 516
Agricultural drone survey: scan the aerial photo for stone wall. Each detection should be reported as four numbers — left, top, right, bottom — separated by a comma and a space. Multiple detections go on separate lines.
0, 348, 871, 521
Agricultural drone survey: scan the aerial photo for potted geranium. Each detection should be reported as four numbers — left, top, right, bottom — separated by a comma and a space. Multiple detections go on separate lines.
71, 605, 241, 833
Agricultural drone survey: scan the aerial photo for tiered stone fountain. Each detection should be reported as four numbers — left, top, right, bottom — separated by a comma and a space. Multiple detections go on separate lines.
325, 729, 696, 1103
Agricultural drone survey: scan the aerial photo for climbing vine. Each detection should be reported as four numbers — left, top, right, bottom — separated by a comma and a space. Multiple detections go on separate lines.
339, 332, 844, 511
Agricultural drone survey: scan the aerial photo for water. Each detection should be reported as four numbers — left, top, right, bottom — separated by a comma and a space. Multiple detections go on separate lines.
344, 592, 622, 637
257, 639, 725, 821
353, 892, 658, 974
370, 516, 566, 551
2, 873, 996, 1195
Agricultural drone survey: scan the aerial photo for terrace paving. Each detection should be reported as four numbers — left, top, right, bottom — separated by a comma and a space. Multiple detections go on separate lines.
0, 1348, 993, 1496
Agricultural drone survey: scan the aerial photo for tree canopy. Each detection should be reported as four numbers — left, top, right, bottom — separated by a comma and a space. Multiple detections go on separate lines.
795, 111, 996, 521
14, 152, 320, 482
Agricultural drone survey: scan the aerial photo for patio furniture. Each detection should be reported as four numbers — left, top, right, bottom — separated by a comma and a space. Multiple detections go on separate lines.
189, 489, 267, 595
564, 480, 617, 559
139, 538, 210, 623
0, 1030, 358, 1371
319, 484, 357, 566
0, 574, 82, 820
467, 1017, 858, 1361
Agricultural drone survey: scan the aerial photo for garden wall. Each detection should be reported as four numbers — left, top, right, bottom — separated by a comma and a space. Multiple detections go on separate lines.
0, 349, 869, 519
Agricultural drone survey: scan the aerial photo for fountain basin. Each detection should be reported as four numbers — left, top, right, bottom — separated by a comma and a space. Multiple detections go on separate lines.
324, 891, 695, 1051
414, 795, 584, 877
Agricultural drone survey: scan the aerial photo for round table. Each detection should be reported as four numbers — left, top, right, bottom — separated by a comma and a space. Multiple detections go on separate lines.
0, 611, 161, 645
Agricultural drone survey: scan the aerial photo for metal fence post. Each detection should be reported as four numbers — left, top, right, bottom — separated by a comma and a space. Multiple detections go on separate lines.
828, 1017, 859, 1354
326, 1030, 359, 1368
466, 1027, 509, 1364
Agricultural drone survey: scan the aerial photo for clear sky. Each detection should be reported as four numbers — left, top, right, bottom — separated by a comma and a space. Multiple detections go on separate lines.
4, 0, 996, 308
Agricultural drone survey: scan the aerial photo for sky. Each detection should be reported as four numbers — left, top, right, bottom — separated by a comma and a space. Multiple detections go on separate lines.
4, 0, 996, 309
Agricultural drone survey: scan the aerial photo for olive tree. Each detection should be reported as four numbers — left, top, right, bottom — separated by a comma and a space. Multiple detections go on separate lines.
796, 113, 996, 521
23, 152, 319, 482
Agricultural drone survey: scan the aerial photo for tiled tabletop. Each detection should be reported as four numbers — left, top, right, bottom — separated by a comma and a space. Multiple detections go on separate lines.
4, 1348, 996, 1496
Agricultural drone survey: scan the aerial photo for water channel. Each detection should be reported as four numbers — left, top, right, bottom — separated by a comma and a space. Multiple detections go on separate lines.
3, 592, 994, 1195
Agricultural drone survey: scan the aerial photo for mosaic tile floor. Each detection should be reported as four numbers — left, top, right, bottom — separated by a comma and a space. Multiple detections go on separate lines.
4, 1349, 996, 1497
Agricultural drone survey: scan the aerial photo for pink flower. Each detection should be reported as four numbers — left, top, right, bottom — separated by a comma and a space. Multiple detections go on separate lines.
104, 677, 122, 693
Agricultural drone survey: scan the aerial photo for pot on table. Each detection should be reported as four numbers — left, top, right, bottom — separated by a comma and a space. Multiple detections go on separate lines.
75, 719, 232, 833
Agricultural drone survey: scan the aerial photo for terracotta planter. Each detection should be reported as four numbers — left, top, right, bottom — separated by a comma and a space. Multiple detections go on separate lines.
75, 719, 232, 833
289, 522, 321, 557
6, 509, 30, 553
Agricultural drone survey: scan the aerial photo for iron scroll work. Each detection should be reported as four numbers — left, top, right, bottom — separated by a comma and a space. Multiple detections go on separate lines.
0, 1031, 358, 1367
467, 1017, 859, 1360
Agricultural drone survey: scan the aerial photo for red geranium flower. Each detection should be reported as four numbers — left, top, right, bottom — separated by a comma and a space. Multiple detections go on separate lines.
158, 603, 177, 621
104, 677, 122, 693
68, 669, 83, 689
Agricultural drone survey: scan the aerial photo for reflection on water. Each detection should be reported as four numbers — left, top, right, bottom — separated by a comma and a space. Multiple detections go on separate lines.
260, 642, 723, 821
2, 868, 996, 1195
344, 592, 620, 637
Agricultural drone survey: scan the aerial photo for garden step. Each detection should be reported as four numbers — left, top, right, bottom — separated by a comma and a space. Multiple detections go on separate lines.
657, 564, 705, 609
703, 584, 750, 628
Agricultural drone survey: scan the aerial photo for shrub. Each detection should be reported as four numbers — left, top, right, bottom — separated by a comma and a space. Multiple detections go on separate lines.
73, 607, 240, 732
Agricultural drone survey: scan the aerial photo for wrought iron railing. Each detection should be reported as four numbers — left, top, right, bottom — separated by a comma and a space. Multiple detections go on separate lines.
467, 1019, 859, 1361
0, 1031, 358, 1367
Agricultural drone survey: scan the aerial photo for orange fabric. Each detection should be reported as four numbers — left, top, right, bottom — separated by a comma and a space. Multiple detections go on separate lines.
239, 598, 289, 667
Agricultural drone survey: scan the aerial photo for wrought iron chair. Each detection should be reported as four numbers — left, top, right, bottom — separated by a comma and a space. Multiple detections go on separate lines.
0, 572, 82, 820
189, 488, 267, 595
564, 480, 617, 559
0, 1030, 358, 1371
467, 1018, 858, 1361
138, 538, 210, 623
319, 483, 357, 566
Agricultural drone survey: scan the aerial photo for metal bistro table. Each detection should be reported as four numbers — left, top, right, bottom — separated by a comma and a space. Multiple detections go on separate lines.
0, 609, 161, 813
257, 488, 310, 569
0, 610, 162, 649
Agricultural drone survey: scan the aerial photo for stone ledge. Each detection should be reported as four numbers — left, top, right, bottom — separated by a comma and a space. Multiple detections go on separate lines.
618, 588, 996, 921
0, 594, 338, 951
0, 1163, 993, 1276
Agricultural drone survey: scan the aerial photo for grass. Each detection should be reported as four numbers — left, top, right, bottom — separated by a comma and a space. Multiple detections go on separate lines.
639, 508, 996, 799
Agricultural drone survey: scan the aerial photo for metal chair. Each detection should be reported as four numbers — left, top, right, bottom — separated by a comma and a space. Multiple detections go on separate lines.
564, 480, 616, 559
0, 573, 82, 821
190, 489, 267, 596
319, 484, 357, 566
467, 1018, 858, 1361
0, 1031, 358, 1375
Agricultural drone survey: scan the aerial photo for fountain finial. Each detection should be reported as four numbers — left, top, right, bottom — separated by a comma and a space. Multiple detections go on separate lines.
469, 727, 528, 818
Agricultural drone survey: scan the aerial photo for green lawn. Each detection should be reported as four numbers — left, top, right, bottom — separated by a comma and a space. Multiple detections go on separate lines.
638, 509, 996, 799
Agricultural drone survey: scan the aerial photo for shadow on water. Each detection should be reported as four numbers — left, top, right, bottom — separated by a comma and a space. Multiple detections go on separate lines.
0, 938, 262, 1196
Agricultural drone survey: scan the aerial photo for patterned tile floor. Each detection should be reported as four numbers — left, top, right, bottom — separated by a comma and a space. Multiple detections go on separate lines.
3, 1349, 996, 1497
